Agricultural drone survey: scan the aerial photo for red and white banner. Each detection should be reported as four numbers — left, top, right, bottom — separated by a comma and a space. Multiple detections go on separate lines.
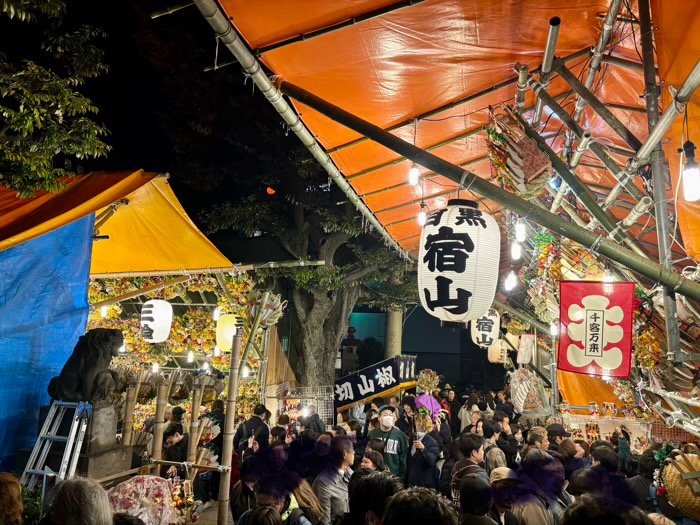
557, 281, 635, 378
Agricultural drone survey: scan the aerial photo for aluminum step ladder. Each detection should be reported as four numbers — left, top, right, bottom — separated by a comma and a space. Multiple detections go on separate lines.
21, 401, 91, 490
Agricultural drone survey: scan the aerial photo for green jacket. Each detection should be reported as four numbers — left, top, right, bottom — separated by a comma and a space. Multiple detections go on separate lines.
368, 426, 408, 479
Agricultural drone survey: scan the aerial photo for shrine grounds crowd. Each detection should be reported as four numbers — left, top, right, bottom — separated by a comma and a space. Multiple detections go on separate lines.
1, 387, 697, 525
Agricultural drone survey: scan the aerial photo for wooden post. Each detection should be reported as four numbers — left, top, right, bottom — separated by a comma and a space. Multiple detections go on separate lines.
217, 327, 243, 525
187, 381, 204, 463
152, 383, 169, 476
122, 386, 137, 446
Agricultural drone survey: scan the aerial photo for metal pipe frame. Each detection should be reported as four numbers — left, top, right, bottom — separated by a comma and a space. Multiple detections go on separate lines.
606, 102, 647, 114
563, 0, 622, 161
601, 54, 644, 72
526, 76, 646, 202
638, 0, 682, 361
192, 0, 408, 259
277, 80, 700, 302
551, 131, 592, 213
531, 17, 561, 127
515, 64, 529, 113
553, 59, 642, 151
630, 57, 700, 170
512, 109, 647, 257
254, 0, 426, 55
494, 299, 550, 333
328, 47, 590, 153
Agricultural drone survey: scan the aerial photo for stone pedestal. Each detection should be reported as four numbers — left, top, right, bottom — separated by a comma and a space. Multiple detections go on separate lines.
77, 445, 133, 480
85, 403, 117, 454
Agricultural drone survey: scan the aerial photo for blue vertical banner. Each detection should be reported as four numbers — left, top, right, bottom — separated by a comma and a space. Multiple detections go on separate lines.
0, 216, 93, 470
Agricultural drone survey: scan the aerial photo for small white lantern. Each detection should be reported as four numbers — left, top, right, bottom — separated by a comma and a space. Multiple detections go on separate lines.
216, 314, 238, 353
140, 300, 173, 343
470, 308, 500, 348
418, 199, 501, 324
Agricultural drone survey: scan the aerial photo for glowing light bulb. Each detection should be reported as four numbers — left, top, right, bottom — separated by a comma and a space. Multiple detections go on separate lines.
187, 350, 194, 363
550, 322, 558, 337
408, 163, 420, 186
214, 345, 221, 357
118, 343, 126, 353
604, 268, 615, 282
100, 306, 108, 318
514, 219, 527, 243
202, 362, 210, 371
683, 165, 700, 202
511, 242, 522, 261
152, 363, 159, 373
417, 209, 427, 226
504, 270, 517, 291
212, 307, 221, 321
242, 365, 250, 378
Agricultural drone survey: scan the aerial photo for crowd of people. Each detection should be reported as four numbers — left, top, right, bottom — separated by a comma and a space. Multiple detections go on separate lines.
0, 386, 696, 525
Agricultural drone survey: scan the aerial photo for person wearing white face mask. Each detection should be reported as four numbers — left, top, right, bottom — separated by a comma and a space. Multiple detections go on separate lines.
367, 405, 408, 479
406, 411, 440, 489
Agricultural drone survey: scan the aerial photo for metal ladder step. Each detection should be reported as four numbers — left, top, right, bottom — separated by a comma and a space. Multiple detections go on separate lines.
39, 435, 69, 443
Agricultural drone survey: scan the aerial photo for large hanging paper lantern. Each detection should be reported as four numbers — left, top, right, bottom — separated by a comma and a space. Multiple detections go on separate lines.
471, 308, 500, 348
418, 199, 501, 325
140, 300, 173, 343
216, 314, 238, 353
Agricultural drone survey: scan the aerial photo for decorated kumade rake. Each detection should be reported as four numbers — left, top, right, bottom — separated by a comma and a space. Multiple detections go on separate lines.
487, 105, 552, 200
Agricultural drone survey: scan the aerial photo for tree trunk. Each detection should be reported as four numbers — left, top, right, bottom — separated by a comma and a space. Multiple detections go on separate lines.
291, 286, 362, 388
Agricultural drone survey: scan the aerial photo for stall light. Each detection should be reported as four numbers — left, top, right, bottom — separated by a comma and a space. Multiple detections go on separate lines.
504, 267, 517, 291
511, 242, 522, 261
550, 322, 558, 337
212, 307, 221, 322
242, 365, 250, 379
202, 362, 210, 371
214, 345, 221, 357
100, 306, 108, 318
301, 407, 310, 418
118, 343, 126, 353
603, 266, 615, 283
681, 140, 700, 202
417, 202, 427, 226
408, 163, 420, 186
514, 218, 527, 243
152, 363, 159, 374
187, 350, 194, 363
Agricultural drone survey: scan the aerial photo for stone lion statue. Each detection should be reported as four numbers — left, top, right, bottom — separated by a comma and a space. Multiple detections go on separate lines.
48, 328, 123, 403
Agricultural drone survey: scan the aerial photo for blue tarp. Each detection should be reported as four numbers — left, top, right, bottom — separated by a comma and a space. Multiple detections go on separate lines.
0, 216, 93, 470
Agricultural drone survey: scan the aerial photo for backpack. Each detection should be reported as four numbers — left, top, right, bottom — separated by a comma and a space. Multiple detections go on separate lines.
483, 444, 498, 474
285, 508, 311, 525
451, 463, 486, 506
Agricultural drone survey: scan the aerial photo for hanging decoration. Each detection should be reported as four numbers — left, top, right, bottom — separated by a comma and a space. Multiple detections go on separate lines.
522, 233, 561, 323
509, 367, 549, 418
470, 308, 500, 348
487, 340, 508, 364
517, 333, 536, 365
486, 106, 552, 200
247, 289, 286, 327
140, 300, 173, 343
558, 281, 635, 378
504, 316, 530, 336
418, 199, 501, 325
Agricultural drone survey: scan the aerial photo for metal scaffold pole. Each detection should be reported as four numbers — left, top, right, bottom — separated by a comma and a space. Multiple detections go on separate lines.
638, 0, 682, 361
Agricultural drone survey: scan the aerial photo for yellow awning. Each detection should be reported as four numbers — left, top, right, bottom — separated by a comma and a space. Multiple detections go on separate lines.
90, 177, 233, 277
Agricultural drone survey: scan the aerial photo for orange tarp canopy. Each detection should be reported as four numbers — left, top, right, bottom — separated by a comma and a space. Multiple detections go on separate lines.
0, 170, 156, 253
220, 0, 698, 262
558, 370, 622, 410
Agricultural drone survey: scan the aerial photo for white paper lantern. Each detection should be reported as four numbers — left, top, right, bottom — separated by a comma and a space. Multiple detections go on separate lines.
216, 314, 238, 353
471, 308, 501, 348
418, 199, 501, 324
140, 300, 173, 343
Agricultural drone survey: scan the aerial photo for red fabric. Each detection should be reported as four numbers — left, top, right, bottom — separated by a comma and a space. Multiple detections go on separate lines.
557, 281, 634, 378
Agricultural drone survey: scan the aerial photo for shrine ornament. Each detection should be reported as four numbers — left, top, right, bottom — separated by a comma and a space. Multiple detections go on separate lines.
418, 199, 501, 325
471, 308, 501, 348
140, 300, 173, 343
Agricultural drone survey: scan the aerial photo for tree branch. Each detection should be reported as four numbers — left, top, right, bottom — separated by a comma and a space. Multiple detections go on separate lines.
319, 231, 352, 263
342, 264, 381, 284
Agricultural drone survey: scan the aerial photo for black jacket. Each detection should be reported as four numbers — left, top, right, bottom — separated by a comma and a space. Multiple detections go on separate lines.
406, 433, 440, 489
496, 434, 519, 467
563, 456, 590, 480
624, 474, 655, 512
233, 416, 270, 459
488, 507, 518, 525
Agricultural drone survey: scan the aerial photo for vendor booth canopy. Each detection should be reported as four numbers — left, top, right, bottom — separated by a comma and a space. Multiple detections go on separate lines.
215, 0, 699, 264
0, 170, 234, 276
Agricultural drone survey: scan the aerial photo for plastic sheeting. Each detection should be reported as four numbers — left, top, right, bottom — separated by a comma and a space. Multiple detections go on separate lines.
0, 215, 93, 470
557, 369, 621, 412
90, 178, 233, 277
0, 170, 155, 253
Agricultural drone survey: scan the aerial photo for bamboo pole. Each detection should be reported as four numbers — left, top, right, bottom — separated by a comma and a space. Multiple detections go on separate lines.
187, 382, 204, 463
152, 383, 169, 476
218, 328, 243, 525
91, 276, 190, 309
239, 291, 271, 381
122, 386, 137, 446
